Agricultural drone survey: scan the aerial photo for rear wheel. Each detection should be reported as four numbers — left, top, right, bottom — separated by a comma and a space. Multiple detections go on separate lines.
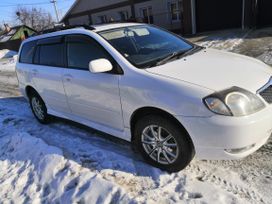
29, 92, 50, 124
134, 115, 194, 172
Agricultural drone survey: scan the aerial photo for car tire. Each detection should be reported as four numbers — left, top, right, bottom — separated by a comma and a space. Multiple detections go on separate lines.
134, 115, 195, 172
29, 92, 50, 124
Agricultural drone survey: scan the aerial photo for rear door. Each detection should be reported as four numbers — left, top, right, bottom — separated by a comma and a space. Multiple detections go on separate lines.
62, 34, 124, 131
31, 36, 70, 113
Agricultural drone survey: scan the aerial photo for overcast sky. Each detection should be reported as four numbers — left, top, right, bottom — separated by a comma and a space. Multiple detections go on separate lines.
0, 0, 75, 25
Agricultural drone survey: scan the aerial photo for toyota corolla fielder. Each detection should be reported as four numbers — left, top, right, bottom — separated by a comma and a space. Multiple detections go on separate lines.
16, 23, 272, 172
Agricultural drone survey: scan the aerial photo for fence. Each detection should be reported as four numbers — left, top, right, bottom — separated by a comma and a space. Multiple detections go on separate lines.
0, 39, 22, 52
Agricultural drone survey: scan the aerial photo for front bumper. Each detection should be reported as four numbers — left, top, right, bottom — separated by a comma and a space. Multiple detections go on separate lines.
176, 105, 272, 160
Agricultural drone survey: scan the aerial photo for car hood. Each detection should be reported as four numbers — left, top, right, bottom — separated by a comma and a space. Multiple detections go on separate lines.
146, 48, 272, 92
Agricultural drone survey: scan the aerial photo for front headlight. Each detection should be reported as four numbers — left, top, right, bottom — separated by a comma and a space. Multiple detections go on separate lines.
204, 87, 265, 116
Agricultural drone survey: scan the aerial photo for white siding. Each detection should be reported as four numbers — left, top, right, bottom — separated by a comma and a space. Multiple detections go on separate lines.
134, 0, 182, 30
70, 0, 127, 14
67, 0, 182, 31
91, 6, 131, 24
69, 15, 89, 25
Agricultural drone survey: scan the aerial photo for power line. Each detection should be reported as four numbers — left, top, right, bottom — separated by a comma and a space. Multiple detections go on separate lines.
0, 0, 72, 8
0, 2, 50, 7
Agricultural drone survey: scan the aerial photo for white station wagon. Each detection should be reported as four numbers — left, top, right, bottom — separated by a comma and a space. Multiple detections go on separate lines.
16, 23, 272, 172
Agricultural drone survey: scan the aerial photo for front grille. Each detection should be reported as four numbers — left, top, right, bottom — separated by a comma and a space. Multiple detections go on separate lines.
260, 85, 272, 104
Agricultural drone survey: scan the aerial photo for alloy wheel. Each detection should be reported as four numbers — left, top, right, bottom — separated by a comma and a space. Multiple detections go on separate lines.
31, 97, 44, 120
141, 125, 179, 165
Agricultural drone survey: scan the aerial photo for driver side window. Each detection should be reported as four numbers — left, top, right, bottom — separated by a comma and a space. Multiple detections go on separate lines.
66, 35, 112, 70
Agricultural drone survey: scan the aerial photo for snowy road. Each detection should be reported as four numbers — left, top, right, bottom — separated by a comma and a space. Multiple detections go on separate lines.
0, 40, 272, 203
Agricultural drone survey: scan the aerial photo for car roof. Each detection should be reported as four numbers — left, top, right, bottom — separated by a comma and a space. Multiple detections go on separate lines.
92, 23, 142, 32
21, 23, 144, 45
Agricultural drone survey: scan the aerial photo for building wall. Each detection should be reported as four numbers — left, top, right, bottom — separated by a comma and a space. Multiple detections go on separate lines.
11, 27, 36, 40
134, 0, 182, 30
91, 6, 132, 24
68, 15, 90, 25
70, 0, 127, 14
66, 0, 183, 32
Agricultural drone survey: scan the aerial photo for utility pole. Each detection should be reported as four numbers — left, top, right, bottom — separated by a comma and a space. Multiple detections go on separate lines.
50, 0, 60, 22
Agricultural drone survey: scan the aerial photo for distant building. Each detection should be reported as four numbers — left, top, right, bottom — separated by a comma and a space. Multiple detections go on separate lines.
0, 25, 36, 43
61, 0, 272, 35
0, 25, 36, 51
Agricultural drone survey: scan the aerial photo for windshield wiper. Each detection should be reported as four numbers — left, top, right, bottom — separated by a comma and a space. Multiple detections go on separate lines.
142, 46, 204, 68
155, 50, 186, 66
181, 46, 204, 57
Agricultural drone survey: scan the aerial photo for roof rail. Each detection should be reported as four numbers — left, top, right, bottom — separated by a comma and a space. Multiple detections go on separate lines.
38, 24, 95, 35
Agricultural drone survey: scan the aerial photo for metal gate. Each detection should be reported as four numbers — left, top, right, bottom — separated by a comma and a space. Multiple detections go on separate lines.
257, 0, 272, 27
195, 0, 243, 32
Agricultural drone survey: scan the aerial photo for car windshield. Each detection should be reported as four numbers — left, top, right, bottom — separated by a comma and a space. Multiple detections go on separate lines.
99, 25, 194, 68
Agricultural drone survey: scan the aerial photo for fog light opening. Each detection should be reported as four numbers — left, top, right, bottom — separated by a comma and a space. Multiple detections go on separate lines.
225, 144, 256, 154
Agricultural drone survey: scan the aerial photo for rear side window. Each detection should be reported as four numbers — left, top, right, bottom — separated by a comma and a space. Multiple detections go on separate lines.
66, 35, 112, 70
20, 41, 37, 64
39, 44, 64, 67
37, 36, 64, 67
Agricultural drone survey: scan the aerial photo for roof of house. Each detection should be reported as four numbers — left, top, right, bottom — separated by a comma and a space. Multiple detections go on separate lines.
61, 0, 80, 22
0, 25, 36, 43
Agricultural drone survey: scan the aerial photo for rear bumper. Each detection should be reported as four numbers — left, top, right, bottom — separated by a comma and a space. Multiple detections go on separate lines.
176, 105, 272, 160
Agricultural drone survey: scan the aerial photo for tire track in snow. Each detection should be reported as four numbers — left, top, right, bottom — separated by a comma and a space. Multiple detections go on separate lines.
186, 163, 266, 203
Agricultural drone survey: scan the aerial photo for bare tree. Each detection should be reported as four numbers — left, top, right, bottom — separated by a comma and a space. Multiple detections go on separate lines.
15, 7, 55, 32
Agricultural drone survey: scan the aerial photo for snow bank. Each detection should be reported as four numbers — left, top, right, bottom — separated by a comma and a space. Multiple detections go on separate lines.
0, 49, 17, 59
0, 59, 16, 72
195, 31, 250, 52
0, 49, 17, 72
257, 51, 272, 65
197, 37, 244, 51
0, 133, 131, 203
0, 133, 254, 204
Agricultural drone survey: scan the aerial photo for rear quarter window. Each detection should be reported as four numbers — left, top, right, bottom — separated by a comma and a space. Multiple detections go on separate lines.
19, 41, 37, 64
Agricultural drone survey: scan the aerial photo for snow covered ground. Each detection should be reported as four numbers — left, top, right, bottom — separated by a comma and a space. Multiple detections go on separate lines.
192, 27, 272, 67
0, 34, 272, 204
0, 49, 17, 73
0, 97, 269, 204
195, 31, 249, 52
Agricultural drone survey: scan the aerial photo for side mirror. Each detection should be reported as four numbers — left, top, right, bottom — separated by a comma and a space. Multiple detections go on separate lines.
89, 58, 113, 73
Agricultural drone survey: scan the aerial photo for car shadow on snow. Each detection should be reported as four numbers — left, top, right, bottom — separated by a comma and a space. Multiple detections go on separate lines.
0, 96, 164, 179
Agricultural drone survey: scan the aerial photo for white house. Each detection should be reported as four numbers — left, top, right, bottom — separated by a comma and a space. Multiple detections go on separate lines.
61, 0, 272, 35
61, 0, 183, 32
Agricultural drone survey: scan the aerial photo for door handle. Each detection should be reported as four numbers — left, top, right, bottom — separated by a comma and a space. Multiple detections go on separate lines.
63, 74, 73, 82
32, 69, 38, 76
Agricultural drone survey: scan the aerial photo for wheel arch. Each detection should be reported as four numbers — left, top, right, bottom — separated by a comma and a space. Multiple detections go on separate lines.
130, 107, 195, 150
25, 85, 39, 99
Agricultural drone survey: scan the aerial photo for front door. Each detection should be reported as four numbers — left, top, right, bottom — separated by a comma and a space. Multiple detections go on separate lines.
62, 34, 124, 131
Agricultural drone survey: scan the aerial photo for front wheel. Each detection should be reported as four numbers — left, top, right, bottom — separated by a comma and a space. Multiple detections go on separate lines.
29, 92, 50, 124
134, 115, 195, 172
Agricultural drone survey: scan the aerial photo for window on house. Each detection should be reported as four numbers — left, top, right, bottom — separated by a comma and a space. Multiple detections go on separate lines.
119, 11, 129, 21
97, 15, 107, 24
168, 1, 182, 21
140, 7, 153, 24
